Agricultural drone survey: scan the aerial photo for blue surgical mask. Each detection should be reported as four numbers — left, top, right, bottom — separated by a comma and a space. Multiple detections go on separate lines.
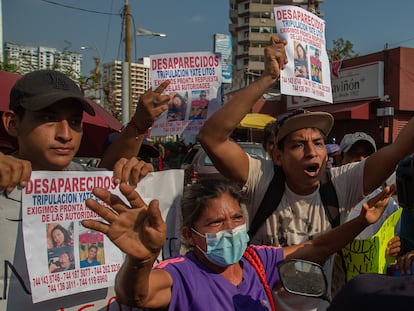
192, 224, 250, 267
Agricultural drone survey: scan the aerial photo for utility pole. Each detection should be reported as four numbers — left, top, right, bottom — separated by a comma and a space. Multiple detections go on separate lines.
121, 2, 166, 125
121, 0, 132, 125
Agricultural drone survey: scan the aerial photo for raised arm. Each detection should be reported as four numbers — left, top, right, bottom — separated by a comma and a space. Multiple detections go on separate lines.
284, 184, 396, 263
363, 118, 414, 195
99, 81, 170, 170
198, 35, 288, 185
82, 183, 172, 309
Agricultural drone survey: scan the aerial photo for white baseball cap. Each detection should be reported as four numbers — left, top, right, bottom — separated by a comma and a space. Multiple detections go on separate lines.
339, 132, 377, 153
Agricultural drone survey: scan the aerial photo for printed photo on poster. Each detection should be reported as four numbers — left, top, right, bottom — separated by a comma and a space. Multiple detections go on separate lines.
310, 46, 322, 83
47, 222, 74, 249
189, 90, 209, 120
167, 93, 188, 122
79, 224, 105, 268
294, 41, 309, 79
48, 247, 75, 273
47, 222, 75, 273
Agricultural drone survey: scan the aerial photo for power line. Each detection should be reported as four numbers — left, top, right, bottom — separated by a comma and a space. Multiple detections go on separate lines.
387, 36, 414, 48
39, 0, 120, 16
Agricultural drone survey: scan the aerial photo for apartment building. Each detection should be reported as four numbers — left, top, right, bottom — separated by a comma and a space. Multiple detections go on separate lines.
4, 42, 82, 78
229, 0, 324, 91
102, 58, 150, 120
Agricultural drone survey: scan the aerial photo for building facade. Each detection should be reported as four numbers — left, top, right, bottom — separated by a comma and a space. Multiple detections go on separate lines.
229, 0, 324, 92
102, 58, 150, 121
4, 42, 82, 78
253, 47, 414, 148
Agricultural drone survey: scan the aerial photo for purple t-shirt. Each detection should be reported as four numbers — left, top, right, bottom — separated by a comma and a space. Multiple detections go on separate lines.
155, 245, 284, 311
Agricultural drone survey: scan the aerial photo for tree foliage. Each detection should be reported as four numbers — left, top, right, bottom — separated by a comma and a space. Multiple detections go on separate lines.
0, 61, 19, 73
327, 38, 359, 61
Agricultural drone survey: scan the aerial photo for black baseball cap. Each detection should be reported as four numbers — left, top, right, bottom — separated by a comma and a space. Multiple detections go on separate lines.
9, 69, 95, 116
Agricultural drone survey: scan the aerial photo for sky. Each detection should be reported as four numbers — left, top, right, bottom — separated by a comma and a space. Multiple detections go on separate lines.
3, 0, 414, 76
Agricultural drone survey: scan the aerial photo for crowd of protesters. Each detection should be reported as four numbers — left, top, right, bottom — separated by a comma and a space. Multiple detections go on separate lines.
2, 33, 414, 311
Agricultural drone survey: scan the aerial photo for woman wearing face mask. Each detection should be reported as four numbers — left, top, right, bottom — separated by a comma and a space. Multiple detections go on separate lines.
82, 178, 393, 311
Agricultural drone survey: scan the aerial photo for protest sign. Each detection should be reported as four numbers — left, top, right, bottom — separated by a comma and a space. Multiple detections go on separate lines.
274, 5, 332, 103
1, 169, 183, 309
149, 51, 223, 136
341, 208, 402, 280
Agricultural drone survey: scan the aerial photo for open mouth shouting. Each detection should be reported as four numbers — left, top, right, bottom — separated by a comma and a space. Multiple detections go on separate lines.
304, 163, 321, 178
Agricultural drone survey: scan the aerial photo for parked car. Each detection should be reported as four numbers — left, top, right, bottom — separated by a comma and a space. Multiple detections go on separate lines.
73, 157, 101, 168
180, 142, 268, 185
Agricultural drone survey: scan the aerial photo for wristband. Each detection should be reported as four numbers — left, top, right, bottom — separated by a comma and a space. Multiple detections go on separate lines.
128, 118, 148, 140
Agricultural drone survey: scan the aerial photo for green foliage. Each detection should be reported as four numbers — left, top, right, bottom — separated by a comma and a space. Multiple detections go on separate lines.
0, 61, 19, 73
327, 38, 359, 61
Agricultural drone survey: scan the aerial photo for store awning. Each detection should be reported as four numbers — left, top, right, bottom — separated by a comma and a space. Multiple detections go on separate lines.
306, 101, 371, 120
0, 71, 21, 110
239, 113, 276, 129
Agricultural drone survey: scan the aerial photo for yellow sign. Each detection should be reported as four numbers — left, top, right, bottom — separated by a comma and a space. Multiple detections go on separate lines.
341, 208, 402, 280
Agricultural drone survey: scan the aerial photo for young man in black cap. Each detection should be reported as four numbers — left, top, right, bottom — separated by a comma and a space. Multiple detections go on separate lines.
0, 69, 170, 310
198, 35, 414, 311
0, 70, 170, 192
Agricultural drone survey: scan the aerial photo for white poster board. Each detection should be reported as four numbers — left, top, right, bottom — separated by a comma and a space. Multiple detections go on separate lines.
0, 169, 183, 309
275, 5, 333, 103
149, 51, 223, 136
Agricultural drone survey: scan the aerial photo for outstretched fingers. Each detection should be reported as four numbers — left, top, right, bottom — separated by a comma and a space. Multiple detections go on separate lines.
362, 184, 396, 224
145, 199, 167, 249
366, 184, 396, 209
154, 80, 171, 94
150, 80, 171, 106
147, 199, 165, 230
119, 182, 148, 210
82, 219, 110, 235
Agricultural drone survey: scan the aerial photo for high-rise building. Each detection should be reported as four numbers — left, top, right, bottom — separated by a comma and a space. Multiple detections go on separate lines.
102, 58, 150, 121
3, 42, 82, 78
229, 0, 324, 92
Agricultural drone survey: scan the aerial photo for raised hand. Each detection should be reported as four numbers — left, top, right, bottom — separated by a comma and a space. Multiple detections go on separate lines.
396, 250, 414, 275
131, 80, 171, 131
360, 184, 396, 225
0, 152, 32, 193
386, 235, 402, 257
82, 183, 166, 261
112, 157, 154, 186
263, 35, 288, 79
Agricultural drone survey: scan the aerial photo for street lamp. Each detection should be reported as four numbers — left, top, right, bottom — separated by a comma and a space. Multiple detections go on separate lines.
80, 45, 103, 105
136, 27, 167, 38
121, 21, 167, 125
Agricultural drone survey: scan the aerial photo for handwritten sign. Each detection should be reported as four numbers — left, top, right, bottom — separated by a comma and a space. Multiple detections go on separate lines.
342, 208, 402, 280
274, 5, 332, 103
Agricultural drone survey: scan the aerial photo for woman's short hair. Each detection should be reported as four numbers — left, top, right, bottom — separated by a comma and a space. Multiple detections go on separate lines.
180, 178, 244, 230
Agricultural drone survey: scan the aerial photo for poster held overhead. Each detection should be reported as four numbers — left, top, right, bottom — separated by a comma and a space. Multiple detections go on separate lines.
274, 5, 333, 103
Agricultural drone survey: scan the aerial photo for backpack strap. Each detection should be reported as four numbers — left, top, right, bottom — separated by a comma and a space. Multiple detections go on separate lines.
248, 166, 285, 238
248, 167, 340, 239
243, 246, 275, 311
320, 170, 340, 228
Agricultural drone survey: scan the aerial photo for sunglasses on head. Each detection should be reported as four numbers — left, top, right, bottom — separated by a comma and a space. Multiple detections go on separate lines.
273, 109, 307, 132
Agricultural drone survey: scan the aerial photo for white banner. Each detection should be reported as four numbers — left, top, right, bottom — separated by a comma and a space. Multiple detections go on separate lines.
17, 170, 183, 305
275, 5, 333, 103
149, 52, 223, 136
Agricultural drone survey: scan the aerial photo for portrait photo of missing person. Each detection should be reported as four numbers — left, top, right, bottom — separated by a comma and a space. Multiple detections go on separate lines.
294, 41, 309, 79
